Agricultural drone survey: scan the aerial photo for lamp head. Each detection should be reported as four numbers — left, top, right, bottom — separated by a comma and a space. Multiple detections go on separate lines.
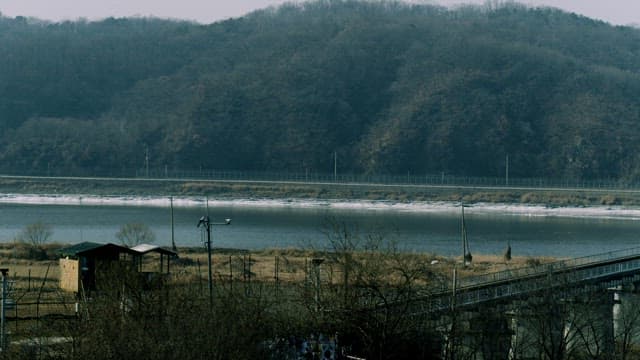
197, 216, 208, 228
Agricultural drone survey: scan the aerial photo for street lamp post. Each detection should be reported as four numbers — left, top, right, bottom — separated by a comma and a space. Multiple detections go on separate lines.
197, 216, 231, 305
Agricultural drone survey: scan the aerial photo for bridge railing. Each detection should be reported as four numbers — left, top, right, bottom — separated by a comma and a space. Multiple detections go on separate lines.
452, 246, 640, 291
454, 257, 640, 309
422, 249, 640, 313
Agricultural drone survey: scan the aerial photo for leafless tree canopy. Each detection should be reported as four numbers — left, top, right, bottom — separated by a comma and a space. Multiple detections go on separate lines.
16, 221, 53, 246
116, 222, 155, 247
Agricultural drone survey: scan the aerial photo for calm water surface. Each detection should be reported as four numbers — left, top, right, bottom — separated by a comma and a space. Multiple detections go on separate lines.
1, 203, 639, 258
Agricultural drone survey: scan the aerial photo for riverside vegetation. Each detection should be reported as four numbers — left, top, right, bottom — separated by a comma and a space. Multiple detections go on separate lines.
0, 231, 559, 360
1, 175, 640, 207
2, 228, 637, 359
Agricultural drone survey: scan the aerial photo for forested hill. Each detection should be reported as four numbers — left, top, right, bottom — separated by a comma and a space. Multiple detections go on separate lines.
2, 1, 640, 181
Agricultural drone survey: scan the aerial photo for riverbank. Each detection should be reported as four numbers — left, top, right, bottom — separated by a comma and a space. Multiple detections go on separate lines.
3, 175, 640, 206
2, 176, 640, 219
3, 192, 640, 220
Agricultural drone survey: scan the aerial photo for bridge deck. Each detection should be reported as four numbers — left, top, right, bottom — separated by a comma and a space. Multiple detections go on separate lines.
416, 247, 640, 313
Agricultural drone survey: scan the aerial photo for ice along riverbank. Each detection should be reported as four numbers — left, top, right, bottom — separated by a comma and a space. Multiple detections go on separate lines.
2, 192, 640, 220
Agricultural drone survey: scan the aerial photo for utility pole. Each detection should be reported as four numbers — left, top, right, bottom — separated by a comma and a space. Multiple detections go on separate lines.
333, 151, 337, 181
170, 196, 176, 252
197, 216, 231, 306
1, 268, 8, 352
461, 201, 471, 267
461, 204, 466, 266
145, 145, 150, 178
203, 217, 213, 304
505, 154, 509, 186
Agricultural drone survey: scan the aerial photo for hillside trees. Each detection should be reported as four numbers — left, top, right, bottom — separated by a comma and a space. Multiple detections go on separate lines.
0, 117, 136, 175
0, 17, 203, 130
2, 1, 640, 180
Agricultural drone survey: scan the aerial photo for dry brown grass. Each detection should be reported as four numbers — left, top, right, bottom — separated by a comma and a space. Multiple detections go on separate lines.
0, 247, 560, 340
454, 254, 557, 276
167, 249, 558, 287
0, 243, 560, 289
0, 238, 566, 344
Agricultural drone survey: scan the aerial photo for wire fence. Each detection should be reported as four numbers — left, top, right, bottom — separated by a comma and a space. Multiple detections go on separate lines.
137, 169, 640, 191
2, 166, 640, 192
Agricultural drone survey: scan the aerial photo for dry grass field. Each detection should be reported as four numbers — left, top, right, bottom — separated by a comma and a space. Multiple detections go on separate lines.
171, 249, 551, 284
0, 241, 560, 346
0, 244, 558, 289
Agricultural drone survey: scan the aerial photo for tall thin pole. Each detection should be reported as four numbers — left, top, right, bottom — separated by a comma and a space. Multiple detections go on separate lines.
451, 267, 457, 308
229, 255, 233, 292
205, 218, 213, 305
274, 256, 279, 299
1, 268, 8, 351
170, 196, 176, 252
198, 216, 231, 306
506, 154, 509, 186
205, 197, 211, 303
461, 203, 465, 263
448, 266, 457, 360
316, 263, 320, 311
333, 151, 337, 181
145, 145, 149, 178
461, 202, 471, 267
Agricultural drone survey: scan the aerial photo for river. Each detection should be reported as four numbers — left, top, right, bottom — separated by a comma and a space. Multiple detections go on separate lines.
1, 194, 640, 258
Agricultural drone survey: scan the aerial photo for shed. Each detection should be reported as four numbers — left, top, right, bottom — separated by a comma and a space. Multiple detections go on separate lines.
59, 242, 138, 293
130, 243, 177, 274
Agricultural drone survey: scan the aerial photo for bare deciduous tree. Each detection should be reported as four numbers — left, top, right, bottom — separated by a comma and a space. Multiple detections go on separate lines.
116, 222, 155, 247
313, 218, 443, 359
615, 292, 640, 360
16, 221, 53, 246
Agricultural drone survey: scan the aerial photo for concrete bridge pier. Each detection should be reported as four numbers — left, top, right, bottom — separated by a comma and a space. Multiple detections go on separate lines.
422, 249, 640, 359
440, 307, 512, 360
565, 291, 615, 359
506, 302, 567, 360
506, 291, 615, 360
613, 285, 640, 355
473, 306, 512, 360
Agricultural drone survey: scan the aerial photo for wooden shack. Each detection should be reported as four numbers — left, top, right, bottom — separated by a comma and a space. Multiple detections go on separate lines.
58, 242, 139, 293
59, 242, 178, 294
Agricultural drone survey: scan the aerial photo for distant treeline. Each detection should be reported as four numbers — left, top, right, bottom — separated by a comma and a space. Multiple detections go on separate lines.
2, 0, 640, 181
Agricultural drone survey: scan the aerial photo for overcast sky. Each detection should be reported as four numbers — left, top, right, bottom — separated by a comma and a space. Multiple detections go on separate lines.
0, 0, 638, 26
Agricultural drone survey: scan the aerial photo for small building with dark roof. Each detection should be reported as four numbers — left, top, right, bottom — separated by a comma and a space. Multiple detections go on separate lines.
59, 242, 176, 294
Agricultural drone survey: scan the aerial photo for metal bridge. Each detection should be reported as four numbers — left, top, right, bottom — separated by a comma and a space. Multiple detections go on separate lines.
416, 247, 640, 314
